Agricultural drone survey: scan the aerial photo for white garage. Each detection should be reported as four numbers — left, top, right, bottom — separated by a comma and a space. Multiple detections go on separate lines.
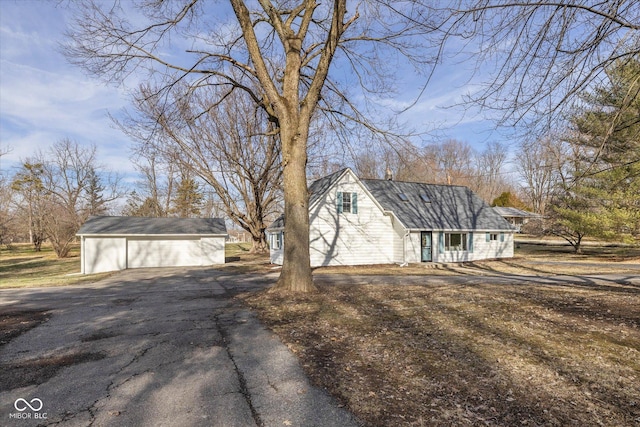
77, 216, 227, 274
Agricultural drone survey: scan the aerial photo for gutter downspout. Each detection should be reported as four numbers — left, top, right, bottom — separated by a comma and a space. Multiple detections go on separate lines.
400, 229, 410, 267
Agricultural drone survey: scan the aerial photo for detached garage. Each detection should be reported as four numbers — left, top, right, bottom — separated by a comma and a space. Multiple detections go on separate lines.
77, 216, 227, 274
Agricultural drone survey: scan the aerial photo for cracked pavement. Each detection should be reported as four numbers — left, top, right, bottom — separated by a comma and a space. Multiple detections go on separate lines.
0, 267, 360, 427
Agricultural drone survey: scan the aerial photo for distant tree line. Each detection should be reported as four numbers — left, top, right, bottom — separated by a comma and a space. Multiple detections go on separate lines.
1, 139, 122, 257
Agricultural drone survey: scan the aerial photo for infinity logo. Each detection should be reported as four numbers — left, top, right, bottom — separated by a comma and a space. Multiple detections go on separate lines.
14, 398, 43, 412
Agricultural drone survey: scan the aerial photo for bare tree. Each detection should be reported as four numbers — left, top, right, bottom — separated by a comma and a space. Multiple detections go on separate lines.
475, 141, 509, 203
516, 136, 567, 214
128, 146, 179, 218
37, 139, 122, 257
65, 1, 450, 291
0, 175, 14, 246
64, 1, 638, 290
11, 162, 47, 250
121, 85, 282, 253
446, 1, 639, 135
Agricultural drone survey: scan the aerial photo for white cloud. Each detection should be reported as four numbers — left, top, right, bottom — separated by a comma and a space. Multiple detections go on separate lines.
0, 1, 136, 175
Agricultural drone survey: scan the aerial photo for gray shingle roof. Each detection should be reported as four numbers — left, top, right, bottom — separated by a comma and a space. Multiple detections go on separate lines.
308, 168, 349, 207
493, 207, 541, 218
77, 216, 227, 236
362, 179, 513, 230
267, 168, 349, 231
266, 214, 285, 231
267, 169, 514, 231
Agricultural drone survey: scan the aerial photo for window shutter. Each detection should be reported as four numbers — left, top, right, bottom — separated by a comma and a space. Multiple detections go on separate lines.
500, 232, 505, 242
352, 193, 358, 214
486, 232, 490, 242
337, 192, 343, 214
469, 233, 473, 253
439, 232, 444, 253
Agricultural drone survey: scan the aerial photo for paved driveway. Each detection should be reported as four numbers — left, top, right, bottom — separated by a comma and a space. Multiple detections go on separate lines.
0, 268, 359, 427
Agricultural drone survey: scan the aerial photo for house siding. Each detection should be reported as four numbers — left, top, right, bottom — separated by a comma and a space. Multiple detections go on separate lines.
391, 217, 406, 263
472, 232, 514, 260
308, 173, 395, 267
268, 231, 284, 265
406, 231, 422, 263
267, 168, 516, 268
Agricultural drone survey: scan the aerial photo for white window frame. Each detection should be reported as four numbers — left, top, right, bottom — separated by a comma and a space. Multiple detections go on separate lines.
445, 232, 468, 251
342, 192, 352, 213
270, 232, 283, 250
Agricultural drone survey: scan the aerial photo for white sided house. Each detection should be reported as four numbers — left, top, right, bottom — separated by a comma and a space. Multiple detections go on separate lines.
77, 216, 227, 274
267, 168, 514, 267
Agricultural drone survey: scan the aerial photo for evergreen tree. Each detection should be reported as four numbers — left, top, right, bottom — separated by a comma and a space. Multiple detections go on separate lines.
171, 177, 204, 218
559, 58, 640, 242
491, 191, 529, 210
83, 168, 107, 218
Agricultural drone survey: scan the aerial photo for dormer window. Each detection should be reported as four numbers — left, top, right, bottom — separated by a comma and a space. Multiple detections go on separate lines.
420, 194, 431, 203
398, 193, 408, 202
337, 192, 358, 214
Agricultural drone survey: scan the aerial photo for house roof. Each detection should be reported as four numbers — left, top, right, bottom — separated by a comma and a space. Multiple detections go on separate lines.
77, 216, 227, 236
267, 214, 285, 230
268, 168, 514, 231
493, 206, 541, 218
308, 168, 350, 207
362, 179, 513, 231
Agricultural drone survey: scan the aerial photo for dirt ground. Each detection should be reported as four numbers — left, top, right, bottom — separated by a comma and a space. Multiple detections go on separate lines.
244, 279, 640, 426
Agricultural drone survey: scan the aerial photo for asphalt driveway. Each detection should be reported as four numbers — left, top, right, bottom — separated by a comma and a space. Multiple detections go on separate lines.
0, 268, 359, 427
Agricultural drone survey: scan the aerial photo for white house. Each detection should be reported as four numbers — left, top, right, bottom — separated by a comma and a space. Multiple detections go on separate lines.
267, 168, 515, 267
77, 216, 227, 274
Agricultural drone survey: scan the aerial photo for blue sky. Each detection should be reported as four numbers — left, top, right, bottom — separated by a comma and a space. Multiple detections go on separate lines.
0, 1, 511, 182
0, 1, 135, 177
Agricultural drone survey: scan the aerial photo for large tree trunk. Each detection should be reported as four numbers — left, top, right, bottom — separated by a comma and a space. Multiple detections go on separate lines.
274, 125, 315, 292
249, 233, 268, 254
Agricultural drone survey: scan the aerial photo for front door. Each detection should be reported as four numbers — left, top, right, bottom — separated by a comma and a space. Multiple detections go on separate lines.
421, 232, 432, 262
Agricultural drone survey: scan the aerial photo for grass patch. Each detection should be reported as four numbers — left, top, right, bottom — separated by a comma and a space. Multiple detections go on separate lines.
223, 242, 273, 273
0, 309, 50, 346
225, 242, 253, 259
0, 243, 112, 289
0, 351, 106, 391
244, 281, 640, 426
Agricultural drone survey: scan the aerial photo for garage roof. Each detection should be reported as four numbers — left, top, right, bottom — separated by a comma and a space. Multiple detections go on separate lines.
77, 216, 227, 236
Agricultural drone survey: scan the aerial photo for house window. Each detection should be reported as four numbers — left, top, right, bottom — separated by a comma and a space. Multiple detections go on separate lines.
488, 233, 498, 241
445, 232, 467, 251
270, 232, 283, 250
337, 192, 358, 214
343, 192, 352, 212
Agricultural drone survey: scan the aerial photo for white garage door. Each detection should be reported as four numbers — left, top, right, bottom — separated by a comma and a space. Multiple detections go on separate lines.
127, 237, 202, 268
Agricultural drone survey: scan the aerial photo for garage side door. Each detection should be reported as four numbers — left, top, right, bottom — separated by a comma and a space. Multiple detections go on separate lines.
127, 237, 202, 268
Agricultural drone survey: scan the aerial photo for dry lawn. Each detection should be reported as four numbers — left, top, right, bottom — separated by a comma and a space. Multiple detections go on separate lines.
244, 280, 640, 426
0, 244, 113, 288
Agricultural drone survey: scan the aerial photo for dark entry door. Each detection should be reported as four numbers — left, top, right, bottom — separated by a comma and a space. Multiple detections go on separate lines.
421, 232, 432, 262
